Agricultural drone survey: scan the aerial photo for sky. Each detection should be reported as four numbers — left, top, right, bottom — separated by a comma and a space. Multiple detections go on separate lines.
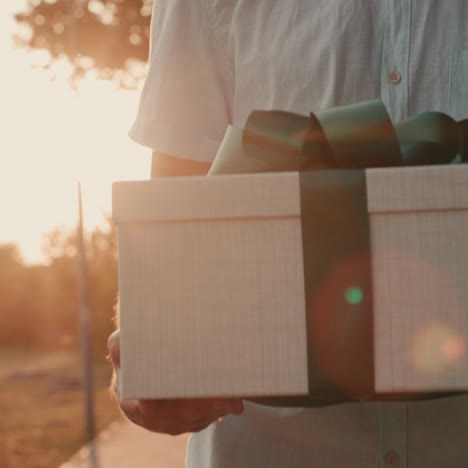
0, 0, 150, 264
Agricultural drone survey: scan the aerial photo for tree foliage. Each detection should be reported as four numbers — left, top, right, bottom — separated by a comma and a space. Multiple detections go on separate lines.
15, 0, 152, 86
0, 223, 118, 356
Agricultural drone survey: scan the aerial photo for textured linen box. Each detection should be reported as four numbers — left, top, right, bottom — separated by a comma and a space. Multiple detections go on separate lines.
112, 164, 468, 403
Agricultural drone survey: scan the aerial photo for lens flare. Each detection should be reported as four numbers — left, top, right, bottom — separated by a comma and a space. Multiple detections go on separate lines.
412, 322, 465, 373
344, 286, 364, 305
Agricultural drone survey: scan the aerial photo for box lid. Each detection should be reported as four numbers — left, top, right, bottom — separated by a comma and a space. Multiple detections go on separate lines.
113, 164, 468, 223
112, 172, 301, 223
366, 165, 468, 213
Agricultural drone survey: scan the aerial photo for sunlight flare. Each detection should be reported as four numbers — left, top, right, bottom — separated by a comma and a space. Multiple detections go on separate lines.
1, 1, 149, 264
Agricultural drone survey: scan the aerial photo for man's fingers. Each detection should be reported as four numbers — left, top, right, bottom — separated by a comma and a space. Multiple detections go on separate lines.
107, 329, 121, 368
123, 399, 211, 434
139, 398, 243, 420
138, 403, 221, 435
118, 396, 244, 434
120, 398, 144, 426
162, 419, 215, 436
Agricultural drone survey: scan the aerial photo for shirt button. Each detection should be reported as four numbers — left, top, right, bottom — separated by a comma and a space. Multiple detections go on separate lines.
388, 71, 402, 84
385, 450, 401, 466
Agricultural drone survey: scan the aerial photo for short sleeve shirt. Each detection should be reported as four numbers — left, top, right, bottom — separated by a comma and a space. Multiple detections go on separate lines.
130, 2, 468, 467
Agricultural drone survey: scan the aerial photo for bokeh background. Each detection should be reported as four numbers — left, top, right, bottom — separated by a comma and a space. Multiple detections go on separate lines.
0, 1, 153, 465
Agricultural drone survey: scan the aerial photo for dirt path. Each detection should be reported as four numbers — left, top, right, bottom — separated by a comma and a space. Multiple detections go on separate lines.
59, 421, 188, 468
0, 347, 121, 468
0, 348, 75, 379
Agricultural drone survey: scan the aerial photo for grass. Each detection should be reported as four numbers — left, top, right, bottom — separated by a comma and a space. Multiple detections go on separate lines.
0, 347, 122, 468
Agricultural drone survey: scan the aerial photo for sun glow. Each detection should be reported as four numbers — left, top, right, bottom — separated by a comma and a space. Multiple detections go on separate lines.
0, 1, 149, 264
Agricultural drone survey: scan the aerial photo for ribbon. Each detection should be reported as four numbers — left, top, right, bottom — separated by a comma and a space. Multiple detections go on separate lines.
251, 170, 375, 407
243, 100, 466, 169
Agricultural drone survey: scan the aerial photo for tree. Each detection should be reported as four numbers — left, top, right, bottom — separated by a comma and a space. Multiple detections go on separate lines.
0, 222, 118, 351
87, 221, 118, 355
40, 222, 118, 354
15, 0, 152, 86
0, 245, 29, 345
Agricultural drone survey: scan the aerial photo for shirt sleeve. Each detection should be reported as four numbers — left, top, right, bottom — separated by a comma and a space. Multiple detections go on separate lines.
129, 0, 233, 163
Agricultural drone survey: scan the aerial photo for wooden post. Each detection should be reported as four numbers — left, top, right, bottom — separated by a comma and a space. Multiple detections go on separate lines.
77, 183, 96, 442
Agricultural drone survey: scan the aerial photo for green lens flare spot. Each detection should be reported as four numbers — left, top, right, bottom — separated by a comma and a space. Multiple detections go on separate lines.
345, 287, 363, 305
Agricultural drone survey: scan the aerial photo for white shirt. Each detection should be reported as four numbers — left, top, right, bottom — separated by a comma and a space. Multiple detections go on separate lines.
130, 1, 468, 467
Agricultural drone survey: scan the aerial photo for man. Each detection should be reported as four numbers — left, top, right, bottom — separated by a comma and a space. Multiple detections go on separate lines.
109, 1, 468, 466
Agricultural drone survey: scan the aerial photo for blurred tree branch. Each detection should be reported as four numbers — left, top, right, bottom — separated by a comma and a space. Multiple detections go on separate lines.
14, 0, 152, 87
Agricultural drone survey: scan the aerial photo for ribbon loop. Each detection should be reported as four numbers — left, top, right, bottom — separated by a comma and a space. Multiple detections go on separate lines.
241, 99, 465, 172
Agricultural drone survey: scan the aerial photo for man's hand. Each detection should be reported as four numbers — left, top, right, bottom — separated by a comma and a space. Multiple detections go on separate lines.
107, 330, 244, 436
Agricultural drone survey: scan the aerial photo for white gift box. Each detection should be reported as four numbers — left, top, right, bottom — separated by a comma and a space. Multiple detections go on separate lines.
113, 165, 468, 402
